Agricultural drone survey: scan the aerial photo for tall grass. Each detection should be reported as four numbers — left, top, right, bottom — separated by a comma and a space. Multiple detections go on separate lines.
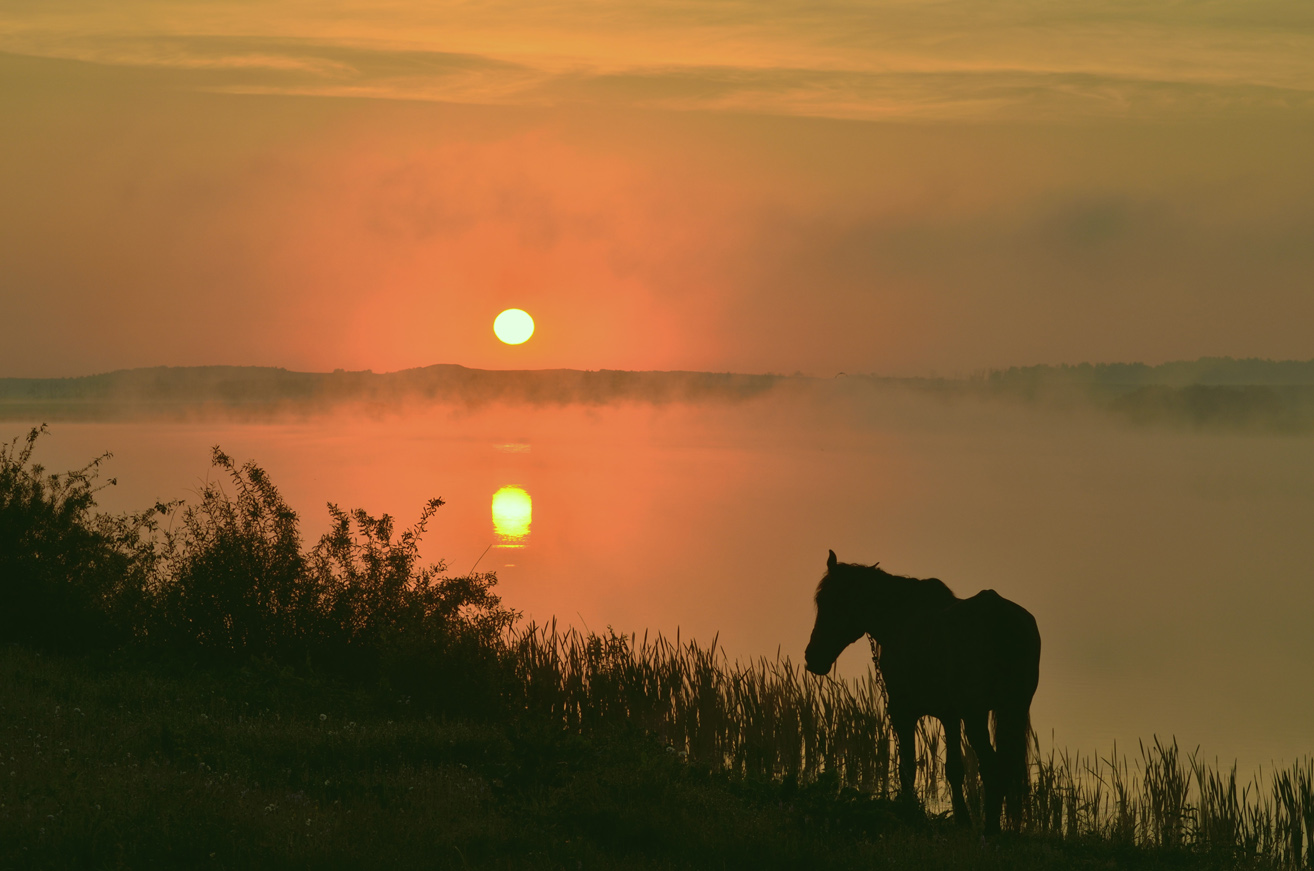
502, 623, 948, 797
3, 425, 1312, 866
498, 620, 1313, 865
1025, 737, 1314, 866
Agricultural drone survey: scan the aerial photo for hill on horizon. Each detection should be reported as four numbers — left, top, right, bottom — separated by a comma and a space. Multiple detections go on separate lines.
0, 364, 786, 419
3, 357, 1314, 432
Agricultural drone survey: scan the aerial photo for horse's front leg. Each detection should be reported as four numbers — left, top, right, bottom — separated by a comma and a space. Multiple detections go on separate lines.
891, 708, 920, 809
941, 714, 971, 827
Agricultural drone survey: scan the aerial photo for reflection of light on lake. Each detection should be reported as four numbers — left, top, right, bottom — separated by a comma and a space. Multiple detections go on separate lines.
492, 486, 531, 547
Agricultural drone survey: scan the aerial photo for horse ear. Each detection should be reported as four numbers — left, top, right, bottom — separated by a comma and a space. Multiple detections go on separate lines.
827, 550, 837, 571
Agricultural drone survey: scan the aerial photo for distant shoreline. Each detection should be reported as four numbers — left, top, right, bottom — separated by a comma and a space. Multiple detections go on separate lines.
5, 358, 1314, 432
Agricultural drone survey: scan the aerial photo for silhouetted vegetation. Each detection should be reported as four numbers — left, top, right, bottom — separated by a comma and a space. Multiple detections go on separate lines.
150, 447, 513, 712
0, 425, 163, 652
0, 365, 783, 420
1, 427, 516, 719
2, 426, 1312, 868
4, 643, 1211, 871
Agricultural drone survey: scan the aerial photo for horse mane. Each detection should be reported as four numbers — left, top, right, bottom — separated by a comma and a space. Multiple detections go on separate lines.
815, 561, 957, 611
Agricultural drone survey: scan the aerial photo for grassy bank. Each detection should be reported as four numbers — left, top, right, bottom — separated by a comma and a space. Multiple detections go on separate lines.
0, 644, 1266, 871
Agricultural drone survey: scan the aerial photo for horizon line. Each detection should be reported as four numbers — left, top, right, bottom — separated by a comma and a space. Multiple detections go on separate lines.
6, 354, 1314, 384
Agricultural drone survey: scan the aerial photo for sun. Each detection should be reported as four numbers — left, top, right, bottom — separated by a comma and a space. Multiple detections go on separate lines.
494, 309, 535, 345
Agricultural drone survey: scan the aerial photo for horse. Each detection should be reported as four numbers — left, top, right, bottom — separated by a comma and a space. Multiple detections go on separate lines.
804, 550, 1041, 833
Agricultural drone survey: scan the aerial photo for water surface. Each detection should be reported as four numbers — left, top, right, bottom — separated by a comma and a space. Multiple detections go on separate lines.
14, 388, 1314, 771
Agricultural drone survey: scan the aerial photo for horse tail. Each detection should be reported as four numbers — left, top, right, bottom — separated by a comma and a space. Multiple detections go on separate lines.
993, 701, 1031, 829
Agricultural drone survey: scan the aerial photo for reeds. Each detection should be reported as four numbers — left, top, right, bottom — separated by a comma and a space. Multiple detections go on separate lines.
504, 621, 1314, 867
504, 621, 909, 794
1021, 735, 1314, 866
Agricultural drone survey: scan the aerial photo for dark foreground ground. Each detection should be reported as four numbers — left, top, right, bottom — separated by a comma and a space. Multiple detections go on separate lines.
0, 647, 1257, 871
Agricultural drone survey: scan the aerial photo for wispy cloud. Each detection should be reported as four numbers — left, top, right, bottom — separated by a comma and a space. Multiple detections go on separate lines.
4, 0, 1313, 120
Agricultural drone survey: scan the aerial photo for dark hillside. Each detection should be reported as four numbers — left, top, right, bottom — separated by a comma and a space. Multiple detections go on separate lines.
7, 358, 1314, 432
0, 365, 784, 420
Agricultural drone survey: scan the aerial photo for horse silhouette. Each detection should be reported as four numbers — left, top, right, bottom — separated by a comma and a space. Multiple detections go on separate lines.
804, 550, 1040, 833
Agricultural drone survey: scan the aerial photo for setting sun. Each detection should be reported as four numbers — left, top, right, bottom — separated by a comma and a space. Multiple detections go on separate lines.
494, 309, 535, 345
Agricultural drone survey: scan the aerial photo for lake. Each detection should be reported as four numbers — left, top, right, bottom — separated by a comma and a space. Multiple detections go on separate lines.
12, 384, 1314, 773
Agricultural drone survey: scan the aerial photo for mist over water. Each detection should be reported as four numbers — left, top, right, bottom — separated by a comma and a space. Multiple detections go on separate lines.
11, 382, 1314, 773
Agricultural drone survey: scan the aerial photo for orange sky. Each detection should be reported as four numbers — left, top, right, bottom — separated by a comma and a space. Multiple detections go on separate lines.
3, 1, 1314, 376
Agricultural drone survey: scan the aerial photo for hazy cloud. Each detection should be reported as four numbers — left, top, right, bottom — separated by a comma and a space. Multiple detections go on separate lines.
4, 0, 1314, 121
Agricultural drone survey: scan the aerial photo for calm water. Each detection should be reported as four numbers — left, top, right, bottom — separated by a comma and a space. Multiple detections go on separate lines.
14, 388, 1314, 771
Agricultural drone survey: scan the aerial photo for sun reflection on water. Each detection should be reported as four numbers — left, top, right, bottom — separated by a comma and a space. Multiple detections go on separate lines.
492, 485, 532, 547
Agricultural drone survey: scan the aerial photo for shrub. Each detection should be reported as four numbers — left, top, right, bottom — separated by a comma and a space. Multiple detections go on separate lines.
153, 448, 315, 660
0, 425, 164, 651
151, 446, 518, 714
310, 499, 517, 713
0, 426, 517, 706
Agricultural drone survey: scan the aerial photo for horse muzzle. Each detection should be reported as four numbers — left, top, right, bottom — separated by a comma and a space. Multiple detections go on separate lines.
804, 651, 833, 676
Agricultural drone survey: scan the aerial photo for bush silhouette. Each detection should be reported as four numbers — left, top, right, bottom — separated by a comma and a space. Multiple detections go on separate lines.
310, 500, 515, 711
153, 447, 518, 700
154, 448, 316, 659
0, 425, 164, 651
1, 428, 517, 715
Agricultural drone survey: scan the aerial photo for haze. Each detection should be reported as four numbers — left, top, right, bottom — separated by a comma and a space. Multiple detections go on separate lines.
4, 1, 1314, 377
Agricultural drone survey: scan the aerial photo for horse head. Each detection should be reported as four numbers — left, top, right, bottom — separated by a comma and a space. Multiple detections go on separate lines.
804, 549, 870, 675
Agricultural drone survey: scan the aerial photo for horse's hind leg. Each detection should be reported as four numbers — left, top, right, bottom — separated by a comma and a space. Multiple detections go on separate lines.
994, 702, 1031, 831
964, 711, 1001, 835
891, 709, 920, 810
941, 716, 971, 827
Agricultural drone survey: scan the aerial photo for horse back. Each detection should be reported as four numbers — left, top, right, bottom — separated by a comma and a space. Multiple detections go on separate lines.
943, 590, 1040, 705
879, 588, 1040, 716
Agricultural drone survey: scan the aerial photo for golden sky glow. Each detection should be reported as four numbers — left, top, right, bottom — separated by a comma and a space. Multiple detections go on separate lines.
2, 2, 1314, 376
